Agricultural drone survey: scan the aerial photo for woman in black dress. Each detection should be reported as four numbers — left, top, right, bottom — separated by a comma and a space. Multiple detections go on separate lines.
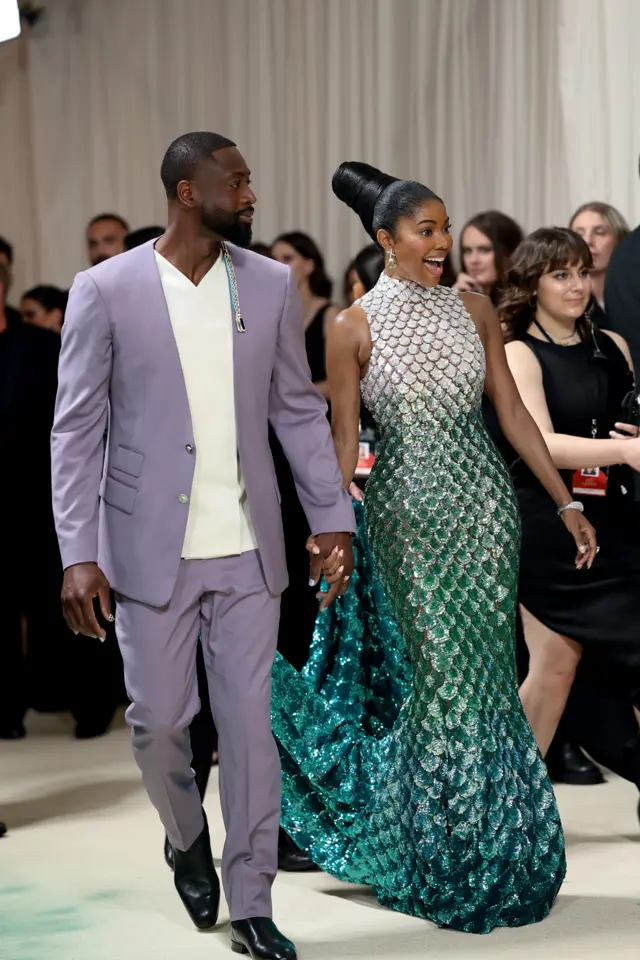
500, 228, 640, 784
271, 232, 339, 399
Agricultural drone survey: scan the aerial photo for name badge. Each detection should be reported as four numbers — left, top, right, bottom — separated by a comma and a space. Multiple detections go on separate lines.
572, 467, 609, 497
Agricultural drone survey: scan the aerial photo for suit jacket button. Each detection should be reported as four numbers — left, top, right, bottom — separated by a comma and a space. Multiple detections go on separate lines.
178, 493, 189, 504
185, 444, 194, 454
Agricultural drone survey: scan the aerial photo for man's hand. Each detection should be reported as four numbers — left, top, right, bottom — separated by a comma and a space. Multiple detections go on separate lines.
61, 562, 113, 640
306, 532, 354, 611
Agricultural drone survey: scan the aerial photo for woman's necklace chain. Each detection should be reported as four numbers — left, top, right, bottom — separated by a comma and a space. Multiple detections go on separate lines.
533, 317, 580, 346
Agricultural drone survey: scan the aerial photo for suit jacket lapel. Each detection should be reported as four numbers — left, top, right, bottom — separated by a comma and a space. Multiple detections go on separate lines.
137, 240, 192, 416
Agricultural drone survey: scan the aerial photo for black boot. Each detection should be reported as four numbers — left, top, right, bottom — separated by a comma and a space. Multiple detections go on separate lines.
0, 722, 26, 740
164, 834, 174, 871
546, 742, 605, 785
230, 918, 297, 959
74, 713, 115, 740
277, 827, 318, 872
172, 813, 220, 930
162, 763, 212, 871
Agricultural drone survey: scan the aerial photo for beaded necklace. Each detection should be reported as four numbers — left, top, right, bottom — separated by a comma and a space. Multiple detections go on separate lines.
221, 242, 246, 332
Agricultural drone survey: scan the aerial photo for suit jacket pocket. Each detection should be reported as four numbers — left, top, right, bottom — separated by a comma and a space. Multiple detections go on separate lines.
103, 475, 137, 514
112, 445, 144, 478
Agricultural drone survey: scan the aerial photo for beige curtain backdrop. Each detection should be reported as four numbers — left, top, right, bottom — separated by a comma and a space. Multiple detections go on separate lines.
0, 0, 639, 296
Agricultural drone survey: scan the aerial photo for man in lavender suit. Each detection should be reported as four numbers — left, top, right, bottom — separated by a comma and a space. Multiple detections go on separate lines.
51, 132, 355, 960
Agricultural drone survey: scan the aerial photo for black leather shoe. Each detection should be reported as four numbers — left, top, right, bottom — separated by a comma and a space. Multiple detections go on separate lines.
277, 828, 319, 873
230, 918, 297, 959
172, 813, 220, 930
0, 822, 7, 838
164, 834, 174, 871
0, 723, 26, 740
74, 714, 115, 740
546, 742, 605, 785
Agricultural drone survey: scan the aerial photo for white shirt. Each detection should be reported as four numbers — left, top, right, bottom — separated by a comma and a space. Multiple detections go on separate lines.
155, 250, 257, 559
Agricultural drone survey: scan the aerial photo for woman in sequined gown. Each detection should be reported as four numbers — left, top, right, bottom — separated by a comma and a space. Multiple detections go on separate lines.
270, 164, 599, 933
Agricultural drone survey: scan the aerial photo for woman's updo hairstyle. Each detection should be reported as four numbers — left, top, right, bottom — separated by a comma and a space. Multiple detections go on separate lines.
332, 161, 441, 242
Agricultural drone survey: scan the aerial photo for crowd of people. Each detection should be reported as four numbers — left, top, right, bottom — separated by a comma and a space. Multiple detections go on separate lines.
2, 132, 640, 952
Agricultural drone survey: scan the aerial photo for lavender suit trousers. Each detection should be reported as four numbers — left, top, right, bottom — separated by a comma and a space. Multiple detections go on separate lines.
115, 549, 280, 921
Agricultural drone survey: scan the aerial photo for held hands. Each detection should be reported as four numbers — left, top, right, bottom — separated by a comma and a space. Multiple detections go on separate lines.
306, 532, 355, 611
61, 562, 113, 640
560, 510, 598, 570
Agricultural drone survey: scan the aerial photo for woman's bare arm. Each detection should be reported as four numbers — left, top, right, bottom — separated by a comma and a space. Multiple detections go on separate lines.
504, 339, 631, 469
326, 305, 371, 489
461, 294, 574, 506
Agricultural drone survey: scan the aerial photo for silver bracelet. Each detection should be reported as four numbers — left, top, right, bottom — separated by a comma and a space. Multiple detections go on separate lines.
557, 500, 584, 516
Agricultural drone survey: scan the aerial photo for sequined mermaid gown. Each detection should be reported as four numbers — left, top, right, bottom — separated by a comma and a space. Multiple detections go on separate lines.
270, 274, 566, 933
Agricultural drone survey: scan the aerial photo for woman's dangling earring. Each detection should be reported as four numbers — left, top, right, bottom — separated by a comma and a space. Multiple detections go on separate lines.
388, 248, 397, 271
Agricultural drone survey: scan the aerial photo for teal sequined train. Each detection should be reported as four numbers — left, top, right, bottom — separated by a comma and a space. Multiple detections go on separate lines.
270, 274, 565, 933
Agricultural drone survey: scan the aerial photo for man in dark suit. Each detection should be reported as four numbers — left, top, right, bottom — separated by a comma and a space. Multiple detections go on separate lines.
0, 261, 122, 739
0, 261, 61, 737
605, 158, 640, 372
0, 236, 21, 333
605, 157, 640, 501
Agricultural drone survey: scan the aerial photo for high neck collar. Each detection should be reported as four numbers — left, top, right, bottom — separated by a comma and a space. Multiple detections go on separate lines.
376, 272, 438, 296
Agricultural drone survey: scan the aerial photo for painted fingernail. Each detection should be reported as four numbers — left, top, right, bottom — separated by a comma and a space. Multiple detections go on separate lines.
338, 549, 344, 558
107, 614, 115, 622
312, 547, 320, 555
309, 578, 316, 586
338, 565, 344, 574
344, 575, 350, 581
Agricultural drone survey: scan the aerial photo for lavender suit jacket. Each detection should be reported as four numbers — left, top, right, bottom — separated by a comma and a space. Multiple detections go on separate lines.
51, 241, 355, 607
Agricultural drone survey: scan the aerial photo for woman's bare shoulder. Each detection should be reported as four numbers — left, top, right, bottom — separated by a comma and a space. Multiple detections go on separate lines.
327, 304, 372, 367
330, 304, 370, 339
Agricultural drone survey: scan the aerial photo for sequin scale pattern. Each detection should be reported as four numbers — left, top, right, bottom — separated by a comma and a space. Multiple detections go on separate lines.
271, 273, 566, 933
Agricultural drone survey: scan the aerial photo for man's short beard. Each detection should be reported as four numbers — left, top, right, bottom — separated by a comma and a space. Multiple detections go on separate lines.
218, 220, 252, 248
202, 208, 252, 248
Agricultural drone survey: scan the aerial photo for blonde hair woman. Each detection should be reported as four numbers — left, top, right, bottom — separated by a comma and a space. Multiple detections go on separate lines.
569, 202, 629, 318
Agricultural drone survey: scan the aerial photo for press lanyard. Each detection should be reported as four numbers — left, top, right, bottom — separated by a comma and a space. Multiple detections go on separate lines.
221, 242, 246, 333
532, 318, 574, 345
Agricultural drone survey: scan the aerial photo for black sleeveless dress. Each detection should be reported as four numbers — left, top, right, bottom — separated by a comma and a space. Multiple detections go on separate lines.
513, 331, 640, 782
305, 303, 329, 384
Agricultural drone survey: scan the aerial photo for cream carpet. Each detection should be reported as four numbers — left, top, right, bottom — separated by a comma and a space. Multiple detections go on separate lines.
1, 711, 639, 960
